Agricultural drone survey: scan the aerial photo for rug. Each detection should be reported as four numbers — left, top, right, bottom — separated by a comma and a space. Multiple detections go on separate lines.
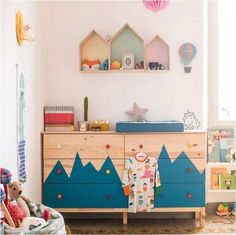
65, 216, 236, 234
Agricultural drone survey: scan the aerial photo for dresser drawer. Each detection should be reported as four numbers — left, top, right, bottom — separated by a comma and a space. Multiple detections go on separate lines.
155, 183, 205, 207
125, 133, 206, 159
44, 158, 124, 183
158, 158, 205, 183
44, 183, 128, 208
43, 134, 124, 159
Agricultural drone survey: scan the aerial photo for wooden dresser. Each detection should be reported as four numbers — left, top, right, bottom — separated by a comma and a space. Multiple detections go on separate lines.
42, 131, 206, 227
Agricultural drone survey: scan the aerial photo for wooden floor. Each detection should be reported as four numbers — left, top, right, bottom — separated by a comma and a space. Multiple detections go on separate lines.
65, 215, 236, 234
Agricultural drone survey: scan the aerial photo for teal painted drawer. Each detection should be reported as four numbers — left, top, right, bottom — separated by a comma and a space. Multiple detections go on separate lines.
155, 183, 205, 207
44, 183, 128, 208
158, 153, 205, 183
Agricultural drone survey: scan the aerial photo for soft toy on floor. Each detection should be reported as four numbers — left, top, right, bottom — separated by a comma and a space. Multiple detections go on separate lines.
8, 180, 31, 217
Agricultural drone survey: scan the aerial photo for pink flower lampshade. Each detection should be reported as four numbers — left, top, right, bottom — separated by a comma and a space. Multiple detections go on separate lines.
143, 0, 170, 12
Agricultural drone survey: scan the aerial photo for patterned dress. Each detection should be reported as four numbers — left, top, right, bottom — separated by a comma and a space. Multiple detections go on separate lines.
122, 155, 161, 213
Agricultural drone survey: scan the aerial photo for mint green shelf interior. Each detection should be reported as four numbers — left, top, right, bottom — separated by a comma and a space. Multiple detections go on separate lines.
111, 28, 144, 65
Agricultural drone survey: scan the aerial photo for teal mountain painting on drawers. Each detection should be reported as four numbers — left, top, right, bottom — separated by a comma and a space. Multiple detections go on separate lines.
44, 147, 205, 208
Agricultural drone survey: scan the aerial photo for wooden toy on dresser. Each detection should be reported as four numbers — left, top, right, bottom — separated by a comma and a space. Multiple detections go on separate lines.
42, 131, 207, 228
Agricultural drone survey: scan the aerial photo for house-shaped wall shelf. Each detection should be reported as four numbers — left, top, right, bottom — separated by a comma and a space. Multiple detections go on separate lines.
145, 35, 170, 71
80, 30, 109, 73
79, 24, 170, 73
110, 24, 144, 71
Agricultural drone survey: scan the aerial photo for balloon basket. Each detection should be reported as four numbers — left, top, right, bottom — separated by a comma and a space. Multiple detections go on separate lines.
184, 66, 192, 73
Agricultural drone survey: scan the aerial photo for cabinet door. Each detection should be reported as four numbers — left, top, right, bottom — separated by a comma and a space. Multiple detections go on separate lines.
43, 134, 124, 159
125, 133, 206, 160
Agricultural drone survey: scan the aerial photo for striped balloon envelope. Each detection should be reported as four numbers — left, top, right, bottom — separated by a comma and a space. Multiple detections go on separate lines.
179, 43, 197, 65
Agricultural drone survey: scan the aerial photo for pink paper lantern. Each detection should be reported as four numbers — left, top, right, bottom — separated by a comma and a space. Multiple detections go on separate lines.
143, 0, 170, 12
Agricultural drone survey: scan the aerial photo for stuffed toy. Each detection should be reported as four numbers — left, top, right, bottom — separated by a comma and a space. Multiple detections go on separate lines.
81, 59, 100, 70
8, 180, 31, 217
6, 202, 26, 227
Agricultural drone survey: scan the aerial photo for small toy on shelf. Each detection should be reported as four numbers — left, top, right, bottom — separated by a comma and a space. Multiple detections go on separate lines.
89, 118, 110, 131
216, 202, 231, 216
101, 58, 109, 70
79, 97, 89, 131
231, 203, 236, 216
110, 61, 121, 70
81, 59, 101, 71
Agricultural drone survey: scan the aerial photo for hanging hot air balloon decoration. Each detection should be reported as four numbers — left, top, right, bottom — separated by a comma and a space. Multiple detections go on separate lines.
179, 43, 197, 73
143, 0, 170, 12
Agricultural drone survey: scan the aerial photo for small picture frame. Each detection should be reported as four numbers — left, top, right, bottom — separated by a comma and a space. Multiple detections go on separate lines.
122, 52, 134, 69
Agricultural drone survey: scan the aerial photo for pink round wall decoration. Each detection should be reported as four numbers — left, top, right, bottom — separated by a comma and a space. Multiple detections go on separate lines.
143, 0, 170, 12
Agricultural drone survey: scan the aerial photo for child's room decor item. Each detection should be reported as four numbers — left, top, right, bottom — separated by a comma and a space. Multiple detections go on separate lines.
216, 203, 231, 216
16, 11, 34, 46
44, 106, 74, 131
231, 202, 236, 216
80, 30, 109, 72
79, 97, 89, 131
125, 102, 148, 122
182, 109, 201, 130
42, 131, 206, 227
146, 35, 169, 70
16, 63, 27, 182
110, 61, 121, 70
116, 121, 184, 132
89, 118, 110, 131
80, 24, 169, 73
8, 181, 31, 217
123, 151, 161, 213
1, 188, 15, 226
143, 0, 170, 13
122, 52, 135, 69
179, 43, 197, 73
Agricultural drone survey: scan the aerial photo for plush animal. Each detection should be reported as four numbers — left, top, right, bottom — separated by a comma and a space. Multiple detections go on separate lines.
81, 59, 100, 70
8, 180, 31, 217
6, 202, 26, 227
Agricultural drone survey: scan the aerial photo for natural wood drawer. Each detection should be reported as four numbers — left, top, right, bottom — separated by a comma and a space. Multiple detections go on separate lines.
43, 134, 124, 159
125, 133, 206, 159
43, 158, 124, 182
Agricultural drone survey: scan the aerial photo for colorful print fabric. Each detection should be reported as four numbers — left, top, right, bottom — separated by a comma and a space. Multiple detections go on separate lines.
122, 155, 161, 213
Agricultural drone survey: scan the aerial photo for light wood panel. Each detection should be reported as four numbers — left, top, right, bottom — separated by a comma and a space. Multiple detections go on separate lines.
44, 134, 124, 159
125, 133, 206, 160
43, 158, 124, 182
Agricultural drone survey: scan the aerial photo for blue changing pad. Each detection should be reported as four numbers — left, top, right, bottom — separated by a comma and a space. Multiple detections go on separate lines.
116, 121, 184, 133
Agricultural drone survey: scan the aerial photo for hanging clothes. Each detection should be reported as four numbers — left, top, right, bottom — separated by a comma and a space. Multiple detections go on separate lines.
122, 155, 161, 213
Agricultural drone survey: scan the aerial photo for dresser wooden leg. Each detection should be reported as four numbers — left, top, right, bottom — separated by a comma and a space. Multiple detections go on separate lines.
123, 212, 128, 225
195, 211, 199, 219
200, 208, 205, 228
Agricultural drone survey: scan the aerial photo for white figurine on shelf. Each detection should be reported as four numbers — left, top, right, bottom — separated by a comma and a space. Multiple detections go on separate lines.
80, 123, 87, 131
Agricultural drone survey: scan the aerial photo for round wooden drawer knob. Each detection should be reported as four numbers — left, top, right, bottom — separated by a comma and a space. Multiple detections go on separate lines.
187, 193, 192, 198
57, 194, 62, 199
139, 144, 143, 149
57, 169, 62, 174
57, 144, 62, 149
186, 168, 193, 174
131, 148, 135, 152
105, 193, 112, 200
106, 169, 111, 175
106, 144, 110, 149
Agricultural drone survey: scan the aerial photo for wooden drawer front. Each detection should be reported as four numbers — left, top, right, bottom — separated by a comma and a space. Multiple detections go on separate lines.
44, 183, 128, 208
125, 133, 206, 160
44, 158, 124, 183
43, 134, 124, 159
158, 158, 205, 183
155, 183, 205, 207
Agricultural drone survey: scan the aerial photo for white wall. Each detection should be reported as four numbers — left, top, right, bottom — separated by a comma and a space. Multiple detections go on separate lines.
1, 1, 48, 201
1, 0, 205, 202
46, 0, 204, 129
